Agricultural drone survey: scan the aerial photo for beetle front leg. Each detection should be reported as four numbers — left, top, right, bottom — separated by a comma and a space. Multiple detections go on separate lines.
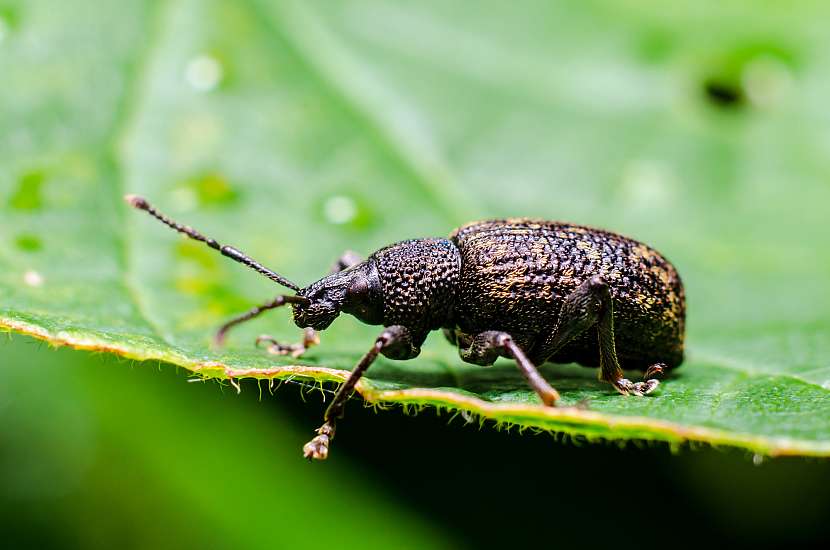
303, 325, 418, 460
459, 331, 559, 406
214, 295, 310, 347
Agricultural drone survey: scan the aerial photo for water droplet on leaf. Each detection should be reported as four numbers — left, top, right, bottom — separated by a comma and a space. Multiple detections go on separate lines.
742, 56, 793, 108
185, 55, 223, 92
323, 195, 358, 225
621, 160, 677, 208
23, 270, 43, 287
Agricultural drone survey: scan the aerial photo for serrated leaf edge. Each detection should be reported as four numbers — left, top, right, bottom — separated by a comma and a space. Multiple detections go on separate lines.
4, 316, 829, 459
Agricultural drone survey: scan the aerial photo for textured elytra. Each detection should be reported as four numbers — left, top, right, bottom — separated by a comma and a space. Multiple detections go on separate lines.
449, 219, 685, 370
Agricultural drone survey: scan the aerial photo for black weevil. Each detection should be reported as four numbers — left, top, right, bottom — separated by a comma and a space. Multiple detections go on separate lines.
126, 196, 685, 460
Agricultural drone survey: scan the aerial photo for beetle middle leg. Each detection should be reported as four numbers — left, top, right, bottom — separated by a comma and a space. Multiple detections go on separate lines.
539, 276, 662, 396
304, 325, 419, 460
458, 331, 560, 406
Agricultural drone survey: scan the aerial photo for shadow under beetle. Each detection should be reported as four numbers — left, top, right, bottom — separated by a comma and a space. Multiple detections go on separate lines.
126, 195, 685, 460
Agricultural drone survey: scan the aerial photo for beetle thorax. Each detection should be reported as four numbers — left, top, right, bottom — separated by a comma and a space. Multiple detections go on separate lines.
370, 238, 461, 333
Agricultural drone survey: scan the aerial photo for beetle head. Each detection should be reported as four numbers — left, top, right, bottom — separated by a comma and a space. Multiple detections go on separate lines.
292, 261, 383, 330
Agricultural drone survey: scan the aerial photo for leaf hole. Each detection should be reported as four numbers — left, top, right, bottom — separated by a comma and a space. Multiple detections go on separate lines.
700, 42, 798, 110
702, 78, 744, 108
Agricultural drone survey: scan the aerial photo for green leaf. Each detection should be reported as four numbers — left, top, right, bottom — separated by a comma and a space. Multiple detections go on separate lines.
2, 0, 829, 457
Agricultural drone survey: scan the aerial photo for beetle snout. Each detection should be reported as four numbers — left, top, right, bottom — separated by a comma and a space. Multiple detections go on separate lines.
292, 300, 338, 331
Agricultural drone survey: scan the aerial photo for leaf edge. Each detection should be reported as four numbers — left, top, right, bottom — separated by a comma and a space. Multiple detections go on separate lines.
3, 315, 828, 459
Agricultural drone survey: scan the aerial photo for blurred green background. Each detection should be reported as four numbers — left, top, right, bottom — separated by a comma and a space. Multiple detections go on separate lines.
3, 0, 830, 547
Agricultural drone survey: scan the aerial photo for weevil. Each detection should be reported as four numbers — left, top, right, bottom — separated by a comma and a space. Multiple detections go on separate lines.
126, 196, 685, 460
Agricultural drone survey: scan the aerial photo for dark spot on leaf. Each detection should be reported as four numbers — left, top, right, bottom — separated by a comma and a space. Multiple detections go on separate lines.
9, 171, 45, 210
15, 234, 42, 252
703, 78, 744, 108
701, 42, 798, 110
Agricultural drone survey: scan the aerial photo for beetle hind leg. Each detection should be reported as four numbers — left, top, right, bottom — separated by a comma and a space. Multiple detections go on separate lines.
539, 276, 663, 397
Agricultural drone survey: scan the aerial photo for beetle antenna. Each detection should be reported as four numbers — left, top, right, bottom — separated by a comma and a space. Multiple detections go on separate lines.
125, 194, 302, 292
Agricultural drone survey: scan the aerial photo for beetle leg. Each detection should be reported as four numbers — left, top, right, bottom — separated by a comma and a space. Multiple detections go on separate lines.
458, 331, 559, 406
443, 328, 475, 349
213, 295, 310, 346
610, 362, 666, 395
303, 325, 417, 460
255, 328, 319, 358
540, 276, 661, 397
329, 250, 363, 274
644, 363, 666, 379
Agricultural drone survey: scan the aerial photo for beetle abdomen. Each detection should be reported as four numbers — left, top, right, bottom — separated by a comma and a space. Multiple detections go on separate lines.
450, 219, 685, 369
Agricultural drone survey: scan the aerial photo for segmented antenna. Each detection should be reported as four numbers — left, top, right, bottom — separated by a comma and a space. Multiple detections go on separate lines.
125, 195, 302, 292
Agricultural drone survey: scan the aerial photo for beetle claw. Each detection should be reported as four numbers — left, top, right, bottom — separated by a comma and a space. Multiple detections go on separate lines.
635, 379, 660, 395
644, 363, 667, 379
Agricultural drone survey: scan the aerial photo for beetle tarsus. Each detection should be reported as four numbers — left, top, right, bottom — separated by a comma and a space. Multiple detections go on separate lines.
612, 377, 660, 396
303, 421, 335, 460
615, 362, 666, 396
256, 328, 319, 358
301, 326, 413, 460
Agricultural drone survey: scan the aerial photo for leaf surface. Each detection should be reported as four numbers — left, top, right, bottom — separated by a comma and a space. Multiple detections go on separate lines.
2, 0, 830, 456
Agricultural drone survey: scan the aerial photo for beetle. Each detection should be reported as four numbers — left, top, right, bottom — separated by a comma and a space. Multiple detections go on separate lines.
126, 195, 685, 460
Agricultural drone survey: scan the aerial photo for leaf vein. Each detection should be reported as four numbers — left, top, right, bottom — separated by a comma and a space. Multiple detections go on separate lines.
109, 0, 180, 346
248, 0, 475, 224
